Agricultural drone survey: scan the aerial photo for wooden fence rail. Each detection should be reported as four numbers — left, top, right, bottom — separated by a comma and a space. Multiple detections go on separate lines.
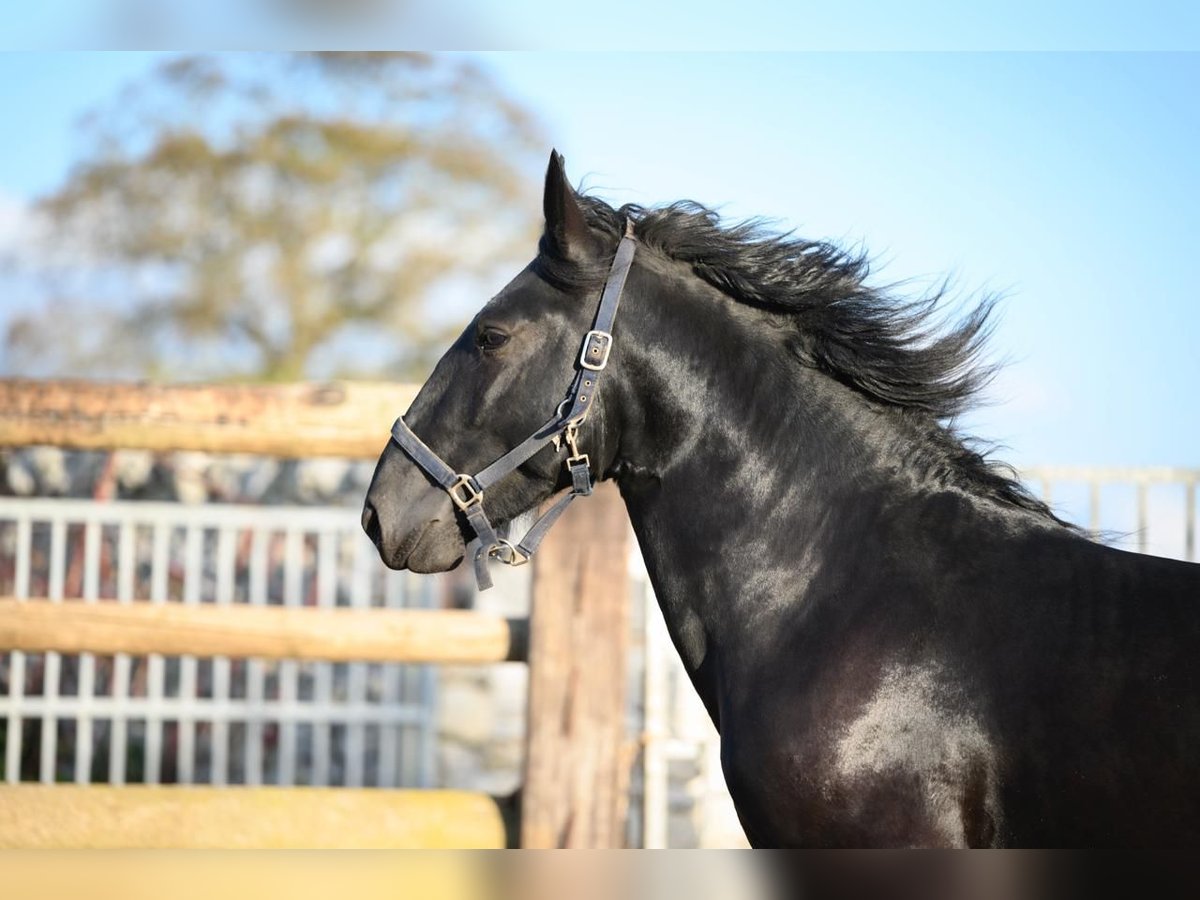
0, 599, 527, 664
0, 785, 506, 849
0, 379, 415, 459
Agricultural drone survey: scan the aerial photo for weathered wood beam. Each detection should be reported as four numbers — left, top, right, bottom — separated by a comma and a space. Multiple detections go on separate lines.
521, 483, 632, 848
0, 785, 506, 849
0, 598, 528, 664
0, 379, 417, 458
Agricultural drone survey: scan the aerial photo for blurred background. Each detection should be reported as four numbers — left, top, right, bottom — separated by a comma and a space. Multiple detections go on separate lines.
0, 50, 1197, 847
5, 1, 1200, 50
2, 52, 1198, 503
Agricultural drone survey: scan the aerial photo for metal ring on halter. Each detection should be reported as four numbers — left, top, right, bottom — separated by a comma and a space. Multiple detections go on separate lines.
488, 539, 530, 567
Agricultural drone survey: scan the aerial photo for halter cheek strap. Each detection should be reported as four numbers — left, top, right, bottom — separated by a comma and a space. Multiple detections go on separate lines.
389, 220, 637, 590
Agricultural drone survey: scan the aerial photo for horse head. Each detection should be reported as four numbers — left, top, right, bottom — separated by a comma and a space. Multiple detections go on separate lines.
362, 150, 631, 577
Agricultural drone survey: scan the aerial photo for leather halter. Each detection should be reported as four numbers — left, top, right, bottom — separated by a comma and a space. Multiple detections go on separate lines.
389, 220, 637, 590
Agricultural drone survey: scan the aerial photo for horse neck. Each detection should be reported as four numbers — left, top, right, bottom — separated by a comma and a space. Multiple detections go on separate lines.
607, 265, 966, 705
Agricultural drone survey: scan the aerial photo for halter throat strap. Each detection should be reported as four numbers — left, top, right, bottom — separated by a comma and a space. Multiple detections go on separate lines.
389, 221, 637, 590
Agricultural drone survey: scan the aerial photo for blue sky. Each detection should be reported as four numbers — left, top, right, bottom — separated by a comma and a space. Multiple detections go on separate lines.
5, 3, 1200, 50
476, 53, 1200, 474
0, 52, 1197, 478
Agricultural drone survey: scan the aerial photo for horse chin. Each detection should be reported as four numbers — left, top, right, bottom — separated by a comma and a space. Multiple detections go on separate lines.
404, 523, 465, 574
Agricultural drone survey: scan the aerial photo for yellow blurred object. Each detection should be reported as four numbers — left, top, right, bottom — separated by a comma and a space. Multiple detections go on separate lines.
1, 852, 486, 900
0, 785, 505, 850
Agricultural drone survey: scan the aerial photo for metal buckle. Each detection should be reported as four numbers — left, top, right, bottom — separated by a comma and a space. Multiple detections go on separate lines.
448, 474, 482, 511
567, 454, 592, 495
563, 423, 583, 462
579, 330, 613, 371
563, 422, 593, 493
489, 539, 530, 566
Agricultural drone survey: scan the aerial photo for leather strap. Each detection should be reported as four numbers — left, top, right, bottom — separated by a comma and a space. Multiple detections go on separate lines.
559, 220, 637, 425
387, 221, 637, 590
388, 418, 461, 490
472, 413, 563, 490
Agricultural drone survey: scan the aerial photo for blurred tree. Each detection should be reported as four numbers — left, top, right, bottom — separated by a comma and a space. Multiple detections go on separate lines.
5, 53, 545, 381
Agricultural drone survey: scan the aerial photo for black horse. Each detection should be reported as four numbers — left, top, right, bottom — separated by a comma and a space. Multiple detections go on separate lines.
364, 151, 1200, 847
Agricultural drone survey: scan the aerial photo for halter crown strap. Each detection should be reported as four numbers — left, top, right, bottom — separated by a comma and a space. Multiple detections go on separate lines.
388, 221, 637, 590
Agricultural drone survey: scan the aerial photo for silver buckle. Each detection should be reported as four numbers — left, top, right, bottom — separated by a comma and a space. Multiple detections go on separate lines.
448, 474, 482, 511
579, 330, 613, 371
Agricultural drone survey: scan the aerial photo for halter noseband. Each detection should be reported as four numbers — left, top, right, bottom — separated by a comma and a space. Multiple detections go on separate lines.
389, 220, 637, 590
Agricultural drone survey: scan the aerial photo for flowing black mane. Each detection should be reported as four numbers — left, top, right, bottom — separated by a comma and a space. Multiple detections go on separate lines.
539, 194, 1069, 527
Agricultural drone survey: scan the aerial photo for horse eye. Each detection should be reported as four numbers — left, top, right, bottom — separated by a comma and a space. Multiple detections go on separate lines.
476, 328, 511, 352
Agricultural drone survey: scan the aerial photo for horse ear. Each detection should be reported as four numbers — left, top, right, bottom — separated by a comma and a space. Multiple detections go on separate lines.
542, 149, 599, 262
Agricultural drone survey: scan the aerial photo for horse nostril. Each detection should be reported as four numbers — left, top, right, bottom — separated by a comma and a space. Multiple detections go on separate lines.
362, 501, 382, 546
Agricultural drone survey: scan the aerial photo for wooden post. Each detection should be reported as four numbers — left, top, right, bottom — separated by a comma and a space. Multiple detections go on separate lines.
521, 483, 632, 848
